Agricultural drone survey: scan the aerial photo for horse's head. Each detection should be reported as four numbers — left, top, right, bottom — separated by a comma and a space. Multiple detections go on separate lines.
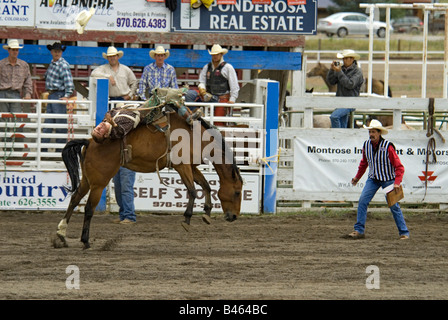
307, 63, 327, 78
218, 164, 243, 222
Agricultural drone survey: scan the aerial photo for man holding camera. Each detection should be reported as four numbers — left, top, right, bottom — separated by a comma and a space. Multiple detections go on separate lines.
326, 49, 364, 128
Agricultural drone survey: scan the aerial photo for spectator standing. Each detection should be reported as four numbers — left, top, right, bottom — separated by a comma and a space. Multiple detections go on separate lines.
326, 49, 364, 128
90, 46, 138, 225
0, 39, 33, 140
185, 44, 239, 126
42, 42, 74, 152
137, 45, 178, 101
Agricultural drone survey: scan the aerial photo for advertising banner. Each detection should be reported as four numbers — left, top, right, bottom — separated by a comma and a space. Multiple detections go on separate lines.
0, 0, 34, 27
172, 0, 317, 34
35, 0, 170, 33
0, 171, 72, 210
131, 171, 260, 214
293, 131, 448, 202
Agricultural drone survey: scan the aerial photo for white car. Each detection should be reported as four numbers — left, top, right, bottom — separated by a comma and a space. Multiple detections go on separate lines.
317, 12, 392, 38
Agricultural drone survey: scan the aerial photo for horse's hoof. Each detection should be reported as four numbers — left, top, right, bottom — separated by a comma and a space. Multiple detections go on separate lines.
51, 233, 68, 248
181, 222, 190, 232
82, 242, 91, 250
202, 214, 212, 225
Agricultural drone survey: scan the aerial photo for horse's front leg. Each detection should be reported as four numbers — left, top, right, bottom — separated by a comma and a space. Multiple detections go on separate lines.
80, 187, 103, 249
175, 165, 197, 231
192, 166, 212, 224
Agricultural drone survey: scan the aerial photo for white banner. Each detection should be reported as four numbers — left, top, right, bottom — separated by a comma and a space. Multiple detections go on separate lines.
128, 171, 260, 214
35, 0, 170, 32
293, 130, 448, 202
0, 0, 34, 27
0, 171, 71, 210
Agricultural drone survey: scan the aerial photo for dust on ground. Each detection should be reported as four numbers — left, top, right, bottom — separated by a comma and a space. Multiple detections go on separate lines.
1, 211, 447, 300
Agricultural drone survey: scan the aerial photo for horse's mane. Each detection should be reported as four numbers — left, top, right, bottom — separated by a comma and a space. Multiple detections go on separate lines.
198, 117, 243, 183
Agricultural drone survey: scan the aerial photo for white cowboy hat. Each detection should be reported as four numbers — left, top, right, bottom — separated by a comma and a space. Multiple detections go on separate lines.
102, 46, 124, 59
336, 49, 360, 60
208, 44, 228, 55
3, 39, 23, 50
363, 119, 388, 135
75, 7, 95, 34
149, 46, 170, 59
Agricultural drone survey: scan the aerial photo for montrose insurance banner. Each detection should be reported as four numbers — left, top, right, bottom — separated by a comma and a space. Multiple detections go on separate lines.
293, 131, 448, 203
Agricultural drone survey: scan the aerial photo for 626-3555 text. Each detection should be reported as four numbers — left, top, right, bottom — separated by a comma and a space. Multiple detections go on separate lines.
116, 18, 166, 29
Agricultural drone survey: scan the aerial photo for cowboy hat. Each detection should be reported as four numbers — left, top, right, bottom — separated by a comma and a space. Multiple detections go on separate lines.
47, 42, 66, 52
363, 119, 388, 135
3, 39, 23, 50
336, 49, 360, 60
149, 46, 170, 59
208, 44, 228, 55
102, 46, 124, 59
75, 7, 95, 34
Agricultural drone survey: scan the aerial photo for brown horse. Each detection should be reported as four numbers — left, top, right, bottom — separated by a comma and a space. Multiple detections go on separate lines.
306, 63, 401, 127
306, 63, 392, 96
52, 113, 243, 249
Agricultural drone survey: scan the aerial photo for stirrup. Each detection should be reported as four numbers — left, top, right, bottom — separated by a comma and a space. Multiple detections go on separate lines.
186, 108, 203, 125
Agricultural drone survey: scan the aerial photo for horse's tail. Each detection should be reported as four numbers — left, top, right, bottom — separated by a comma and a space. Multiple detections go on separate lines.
62, 139, 90, 193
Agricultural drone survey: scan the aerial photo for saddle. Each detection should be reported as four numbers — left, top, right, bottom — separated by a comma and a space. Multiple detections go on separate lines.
117, 87, 201, 165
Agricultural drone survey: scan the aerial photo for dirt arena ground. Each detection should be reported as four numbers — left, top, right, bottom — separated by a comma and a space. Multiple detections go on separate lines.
1, 210, 447, 301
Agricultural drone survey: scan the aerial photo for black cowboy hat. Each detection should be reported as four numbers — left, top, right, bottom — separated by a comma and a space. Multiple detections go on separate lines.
47, 42, 66, 52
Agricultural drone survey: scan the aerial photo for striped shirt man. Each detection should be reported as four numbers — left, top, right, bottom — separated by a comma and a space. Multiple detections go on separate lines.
137, 62, 178, 100
45, 57, 74, 98
355, 137, 404, 185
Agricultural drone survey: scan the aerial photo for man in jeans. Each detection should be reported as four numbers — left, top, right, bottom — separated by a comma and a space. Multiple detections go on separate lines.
326, 49, 364, 128
0, 39, 33, 142
42, 42, 74, 152
90, 46, 138, 225
347, 120, 410, 240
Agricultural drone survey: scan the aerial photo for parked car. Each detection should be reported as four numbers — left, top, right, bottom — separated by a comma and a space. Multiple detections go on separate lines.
317, 12, 391, 38
391, 16, 423, 33
429, 12, 445, 34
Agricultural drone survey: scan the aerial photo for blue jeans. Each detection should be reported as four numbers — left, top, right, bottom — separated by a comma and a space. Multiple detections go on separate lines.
330, 108, 354, 128
355, 178, 409, 236
42, 90, 67, 151
0, 89, 21, 113
113, 167, 136, 222
184, 89, 219, 111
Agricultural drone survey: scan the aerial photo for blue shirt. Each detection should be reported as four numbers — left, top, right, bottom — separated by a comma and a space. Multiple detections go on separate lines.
45, 57, 74, 98
137, 62, 178, 100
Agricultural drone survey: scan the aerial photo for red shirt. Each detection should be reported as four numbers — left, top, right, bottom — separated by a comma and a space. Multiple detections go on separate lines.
355, 140, 404, 185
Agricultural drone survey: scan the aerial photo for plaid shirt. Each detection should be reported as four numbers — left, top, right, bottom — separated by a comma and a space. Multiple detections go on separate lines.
137, 62, 178, 100
45, 57, 74, 97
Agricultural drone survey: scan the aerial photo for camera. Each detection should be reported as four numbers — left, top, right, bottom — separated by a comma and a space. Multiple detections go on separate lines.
334, 61, 340, 66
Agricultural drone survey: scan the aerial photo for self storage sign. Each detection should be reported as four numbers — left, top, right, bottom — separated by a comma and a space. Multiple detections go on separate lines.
172, 0, 317, 34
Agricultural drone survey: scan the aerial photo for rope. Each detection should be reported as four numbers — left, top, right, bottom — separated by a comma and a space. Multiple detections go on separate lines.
259, 148, 281, 175
66, 101, 75, 184
423, 98, 437, 201
2, 112, 17, 174
67, 101, 75, 142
